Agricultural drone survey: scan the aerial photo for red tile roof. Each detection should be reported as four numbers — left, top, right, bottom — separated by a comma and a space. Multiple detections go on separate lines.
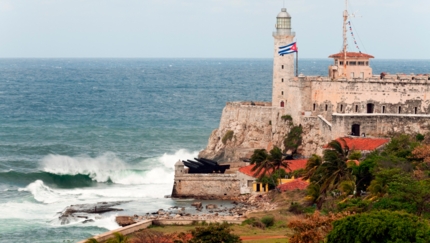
324, 137, 389, 151
278, 178, 310, 192
238, 159, 308, 178
328, 52, 374, 59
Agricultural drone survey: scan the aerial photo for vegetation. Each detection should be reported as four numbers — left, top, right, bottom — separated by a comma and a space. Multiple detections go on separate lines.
260, 215, 275, 228
222, 130, 234, 144
106, 233, 129, 243
188, 222, 241, 243
284, 125, 303, 154
281, 115, 293, 123
288, 211, 348, 243
327, 210, 430, 243
250, 146, 289, 182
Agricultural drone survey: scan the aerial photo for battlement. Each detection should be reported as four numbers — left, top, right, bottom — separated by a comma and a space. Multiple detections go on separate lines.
293, 74, 430, 84
226, 101, 272, 108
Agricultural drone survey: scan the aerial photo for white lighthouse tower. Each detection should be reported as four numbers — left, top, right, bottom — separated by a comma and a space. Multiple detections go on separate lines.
272, 8, 295, 108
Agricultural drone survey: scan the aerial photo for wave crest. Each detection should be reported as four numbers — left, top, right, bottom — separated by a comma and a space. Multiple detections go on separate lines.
40, 150, 198, 185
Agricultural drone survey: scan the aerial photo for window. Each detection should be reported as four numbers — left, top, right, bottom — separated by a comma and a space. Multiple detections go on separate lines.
358, 61, 365, 66
281, 78, 284, 82
367, 103, 374, 113
325, 104, 328, 111
282, 65, 284, 69
355, 105, 359, 112
351, 72, 355, 79
360, 72, 364, 79
247, 180, 254, 187
398, 106, 402, 114
349, 61, 357, 66
382, 106, 386, 113
415, 107, 418, 114
366, 61, 369, 66
280, 101, 285, 107
335, 60, 338, 65
281, 91, 284, 95
352, 124, 360, 136
340, 61, 344, 65
340, 104, 343, 112
313, 103, 316, 111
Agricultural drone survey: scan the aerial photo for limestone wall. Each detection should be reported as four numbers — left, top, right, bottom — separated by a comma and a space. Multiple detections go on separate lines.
332, 114, 430, 138
199, 102, 292, 163
301, 78, 430, 122
172, 174, 240, 199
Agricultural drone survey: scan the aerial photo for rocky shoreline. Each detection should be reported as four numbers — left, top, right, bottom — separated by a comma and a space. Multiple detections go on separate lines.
115, 194, 277, 227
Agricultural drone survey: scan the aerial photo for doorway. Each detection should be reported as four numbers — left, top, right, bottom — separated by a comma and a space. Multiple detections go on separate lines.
352, 124, 360, 136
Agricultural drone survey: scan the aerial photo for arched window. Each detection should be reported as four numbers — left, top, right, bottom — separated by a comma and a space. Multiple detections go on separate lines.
325, 104, 328, 111
313, 103, 316, 111
280, 101, 285, 107
398, 106, 402, 114
281, 91, 284, 95
382, 106, 386, 113
355, 105, 359, 113
340, 104, 343, 112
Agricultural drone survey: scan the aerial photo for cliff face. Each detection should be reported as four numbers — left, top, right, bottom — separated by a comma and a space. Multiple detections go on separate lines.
199, 102, 293, 163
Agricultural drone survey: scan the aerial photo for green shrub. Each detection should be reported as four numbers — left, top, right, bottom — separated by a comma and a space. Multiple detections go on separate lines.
288, 202, 305, 215
327, 210, 430, 243
189, 222, 241, 243
252, 221, 265, 229
416, 133, 425, 142
281, 115, 293, 122
284, 125, 303, 152
222, 130, 234, 144
261, 215, 275, 228
241, 217, 257, 226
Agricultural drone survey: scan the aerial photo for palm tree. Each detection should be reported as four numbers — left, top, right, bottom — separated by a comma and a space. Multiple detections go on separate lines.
250, 146, 289, 179
318, 139, 354, 197
303, 154, 323, 181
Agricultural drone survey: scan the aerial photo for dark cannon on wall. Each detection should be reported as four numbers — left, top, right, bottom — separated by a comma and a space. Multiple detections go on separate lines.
182, 158, 230, 174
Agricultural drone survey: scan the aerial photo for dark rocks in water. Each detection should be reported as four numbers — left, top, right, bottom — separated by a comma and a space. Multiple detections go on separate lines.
58, 201, 128, 225
191, 202, 202, 209
206, 204, 218, 209
82, 219, 95, 224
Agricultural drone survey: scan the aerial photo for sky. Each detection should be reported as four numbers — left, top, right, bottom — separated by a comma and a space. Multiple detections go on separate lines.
0, 0, 428, 59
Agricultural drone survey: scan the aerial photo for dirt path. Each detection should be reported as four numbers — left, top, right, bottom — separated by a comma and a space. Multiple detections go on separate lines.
240, 235, 288, 241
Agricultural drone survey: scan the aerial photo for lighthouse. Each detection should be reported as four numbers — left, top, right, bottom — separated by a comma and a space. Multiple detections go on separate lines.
272, 8, 296, 109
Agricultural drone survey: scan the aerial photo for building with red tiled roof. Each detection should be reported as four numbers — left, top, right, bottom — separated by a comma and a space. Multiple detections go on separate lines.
324, 137, 389, 152
277, 178, 310, 192
238, 159, 308, 178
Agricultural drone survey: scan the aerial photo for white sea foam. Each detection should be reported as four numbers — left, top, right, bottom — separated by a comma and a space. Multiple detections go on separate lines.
40, 149, 198, 185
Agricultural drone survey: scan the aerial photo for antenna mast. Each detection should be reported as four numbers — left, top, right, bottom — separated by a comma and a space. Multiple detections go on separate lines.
343, 0, 348, 77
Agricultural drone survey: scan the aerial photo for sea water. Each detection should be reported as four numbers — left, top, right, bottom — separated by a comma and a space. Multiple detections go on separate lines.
0, 58, 428, 242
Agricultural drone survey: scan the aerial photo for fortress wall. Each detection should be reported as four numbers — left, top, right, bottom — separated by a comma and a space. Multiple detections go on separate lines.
332, 114, 430, 138
171, 174, 240, 199
296, 79, 430, 122
199, 102, 292, 163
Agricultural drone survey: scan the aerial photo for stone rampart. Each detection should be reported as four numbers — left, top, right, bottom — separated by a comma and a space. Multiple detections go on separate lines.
199, 101, 292, 163
172, 174, 240, 199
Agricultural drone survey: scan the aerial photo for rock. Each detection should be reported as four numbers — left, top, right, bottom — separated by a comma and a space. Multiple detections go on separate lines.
205, 204, 218, 209
116, 216, 136, 227
82, 219, 95, 224
57, 201, 128, 225
157, 209, 165, 215
191, 202, 202, 208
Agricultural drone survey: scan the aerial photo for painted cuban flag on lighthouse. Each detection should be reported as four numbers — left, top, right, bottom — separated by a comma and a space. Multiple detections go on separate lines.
278, 42, 298, 56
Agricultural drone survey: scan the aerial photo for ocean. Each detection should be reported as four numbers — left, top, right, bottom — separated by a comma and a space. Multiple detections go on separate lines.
0, 58, 428, 242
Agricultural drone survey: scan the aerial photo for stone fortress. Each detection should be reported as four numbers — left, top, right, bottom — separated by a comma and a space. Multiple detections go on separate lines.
172, 5, 430, 198
199, 6, 430, 161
